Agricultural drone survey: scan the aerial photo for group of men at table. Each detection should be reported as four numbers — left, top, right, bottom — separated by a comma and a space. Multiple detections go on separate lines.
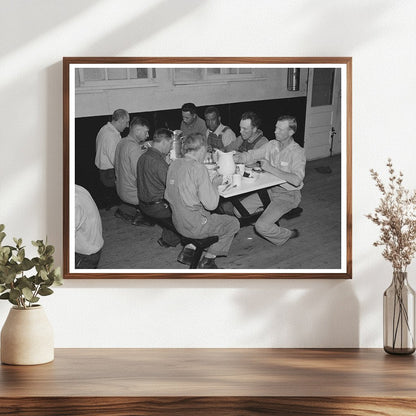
75, 103, 306, 269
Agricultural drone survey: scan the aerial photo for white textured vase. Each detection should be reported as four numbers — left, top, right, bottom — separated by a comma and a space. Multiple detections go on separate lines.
1, 305, 54, 365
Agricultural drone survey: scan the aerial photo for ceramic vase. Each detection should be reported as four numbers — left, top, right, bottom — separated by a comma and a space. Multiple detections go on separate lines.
1, 305, 54, 365
383, 271, 415, 355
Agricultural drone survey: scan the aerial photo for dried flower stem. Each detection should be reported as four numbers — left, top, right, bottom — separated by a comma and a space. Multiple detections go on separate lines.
366, 159, 416, 272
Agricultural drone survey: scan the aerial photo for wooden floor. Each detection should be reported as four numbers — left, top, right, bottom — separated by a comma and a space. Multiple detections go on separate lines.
97, 155, 341, 270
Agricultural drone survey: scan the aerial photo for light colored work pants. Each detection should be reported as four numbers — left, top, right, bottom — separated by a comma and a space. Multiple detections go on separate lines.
183, 213, 240, 256
239, 187, 301, 246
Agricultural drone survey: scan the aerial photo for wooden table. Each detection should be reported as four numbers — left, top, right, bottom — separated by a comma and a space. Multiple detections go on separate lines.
1, 349, 415, 415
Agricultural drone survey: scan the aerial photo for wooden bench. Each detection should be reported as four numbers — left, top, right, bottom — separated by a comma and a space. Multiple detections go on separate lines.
147, 216, 219, 269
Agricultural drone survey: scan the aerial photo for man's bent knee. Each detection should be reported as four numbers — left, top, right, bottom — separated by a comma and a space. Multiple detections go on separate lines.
255, 219, 270, 235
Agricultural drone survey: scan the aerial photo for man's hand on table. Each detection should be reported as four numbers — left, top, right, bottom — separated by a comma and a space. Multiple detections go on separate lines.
212, 174, 223, 187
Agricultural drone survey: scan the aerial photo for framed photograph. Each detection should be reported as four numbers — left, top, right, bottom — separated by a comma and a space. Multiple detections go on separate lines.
63, 57, 352, 279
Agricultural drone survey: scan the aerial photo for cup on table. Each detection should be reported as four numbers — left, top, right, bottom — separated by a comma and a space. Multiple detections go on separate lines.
232, 173, 242, 187
236, 163, 245, 175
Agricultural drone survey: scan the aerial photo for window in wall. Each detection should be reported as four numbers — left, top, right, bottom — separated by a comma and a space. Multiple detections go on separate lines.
174, 68, 255, 84
76, 68, 157, 88
311, 68, 335, 107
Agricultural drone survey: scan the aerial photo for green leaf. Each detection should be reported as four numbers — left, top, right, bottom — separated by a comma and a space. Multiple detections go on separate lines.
0, 231, 5, 244
21, 257, 34, 271
8, 297, 18, 306
16, 248, 25, 263
9, 288, 21, 301
0, 292, 9, 299
0, 224, 5, 232
39, 269, 48, 281
22, 287, 34, 301
0, 285, 7, 294
0, 269, 17, 285
13, 237, 22, 248
45, 245, 55, 256
51, 267, 63, 285
38, 287, 54, 296
16, 276, 35, 291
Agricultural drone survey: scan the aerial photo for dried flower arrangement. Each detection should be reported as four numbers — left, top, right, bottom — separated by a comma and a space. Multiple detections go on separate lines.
367, 159, 416, 354
366, 159, 416, 272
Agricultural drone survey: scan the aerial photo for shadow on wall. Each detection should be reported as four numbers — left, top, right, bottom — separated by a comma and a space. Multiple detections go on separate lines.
75, 0, 205, 56
293, 0, 393, 51
43, 0, 205, 264
1, 0, 102, 57
232, 280, 359, 347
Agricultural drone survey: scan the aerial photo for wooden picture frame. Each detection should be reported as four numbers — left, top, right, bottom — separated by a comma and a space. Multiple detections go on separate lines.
63, 57, 352, 279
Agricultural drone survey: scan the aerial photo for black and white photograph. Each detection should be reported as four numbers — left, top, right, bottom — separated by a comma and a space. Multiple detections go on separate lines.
63, 58, 352, 278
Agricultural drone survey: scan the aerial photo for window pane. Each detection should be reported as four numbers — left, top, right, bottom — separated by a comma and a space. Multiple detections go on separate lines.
107, 68, 127, 80
128, 68, 151, 79
311, 68, 335, 107
83, 68, 105, 81
137, 68, 149, 78
75, 69, 81, 87
207, 68, 221, 75
128, 69, 138, 79
174, 68, 203, 82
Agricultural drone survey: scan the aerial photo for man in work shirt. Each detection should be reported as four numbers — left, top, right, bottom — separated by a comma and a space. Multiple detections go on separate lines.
180, 103, 207, 138
233, 111, 268, 152
234, 115, 306, 246
165, 133, 240, 269
75, 185, 104, 269
204, 106, 237, 152
95, 109, 130, 209
137, 128, 181, 248
114, 116, 152, 226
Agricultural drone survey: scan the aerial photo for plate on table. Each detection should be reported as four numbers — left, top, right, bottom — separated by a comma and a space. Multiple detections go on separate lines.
242, 170, 259, 183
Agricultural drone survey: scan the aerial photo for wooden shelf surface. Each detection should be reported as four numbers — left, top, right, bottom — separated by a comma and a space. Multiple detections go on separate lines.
1, 348, 416, 415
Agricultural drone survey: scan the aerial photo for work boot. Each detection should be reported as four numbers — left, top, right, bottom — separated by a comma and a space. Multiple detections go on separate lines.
131, 212, 154, 227
289, 229, 299, 239
157, 238, 175, 248
197, 256, 218, 269
177, 247, 195, 266
114, 208, 134, 223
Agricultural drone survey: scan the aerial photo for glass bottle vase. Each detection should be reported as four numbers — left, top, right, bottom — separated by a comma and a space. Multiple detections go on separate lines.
383, 271, 416, 355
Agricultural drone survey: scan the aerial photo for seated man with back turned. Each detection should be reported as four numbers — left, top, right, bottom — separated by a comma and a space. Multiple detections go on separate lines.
114, 116, 153, 226
233, 111, 269, 152
137, 128, 181, 248
180, 103, 207, 138
165, 133, 240, 269
234, 115, 306, 247
75, 185, 104, 269
204, 106, 237, 152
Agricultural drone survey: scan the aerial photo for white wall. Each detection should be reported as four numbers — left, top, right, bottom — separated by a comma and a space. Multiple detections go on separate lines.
1, 0, 415, 348
75, 68, 308, 117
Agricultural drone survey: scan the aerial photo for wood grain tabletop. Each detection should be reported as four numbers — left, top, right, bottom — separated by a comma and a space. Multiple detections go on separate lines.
1, 348, 415, 415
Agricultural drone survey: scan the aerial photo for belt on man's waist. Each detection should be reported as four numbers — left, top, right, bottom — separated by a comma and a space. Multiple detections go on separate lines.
139, 199, 166, 206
